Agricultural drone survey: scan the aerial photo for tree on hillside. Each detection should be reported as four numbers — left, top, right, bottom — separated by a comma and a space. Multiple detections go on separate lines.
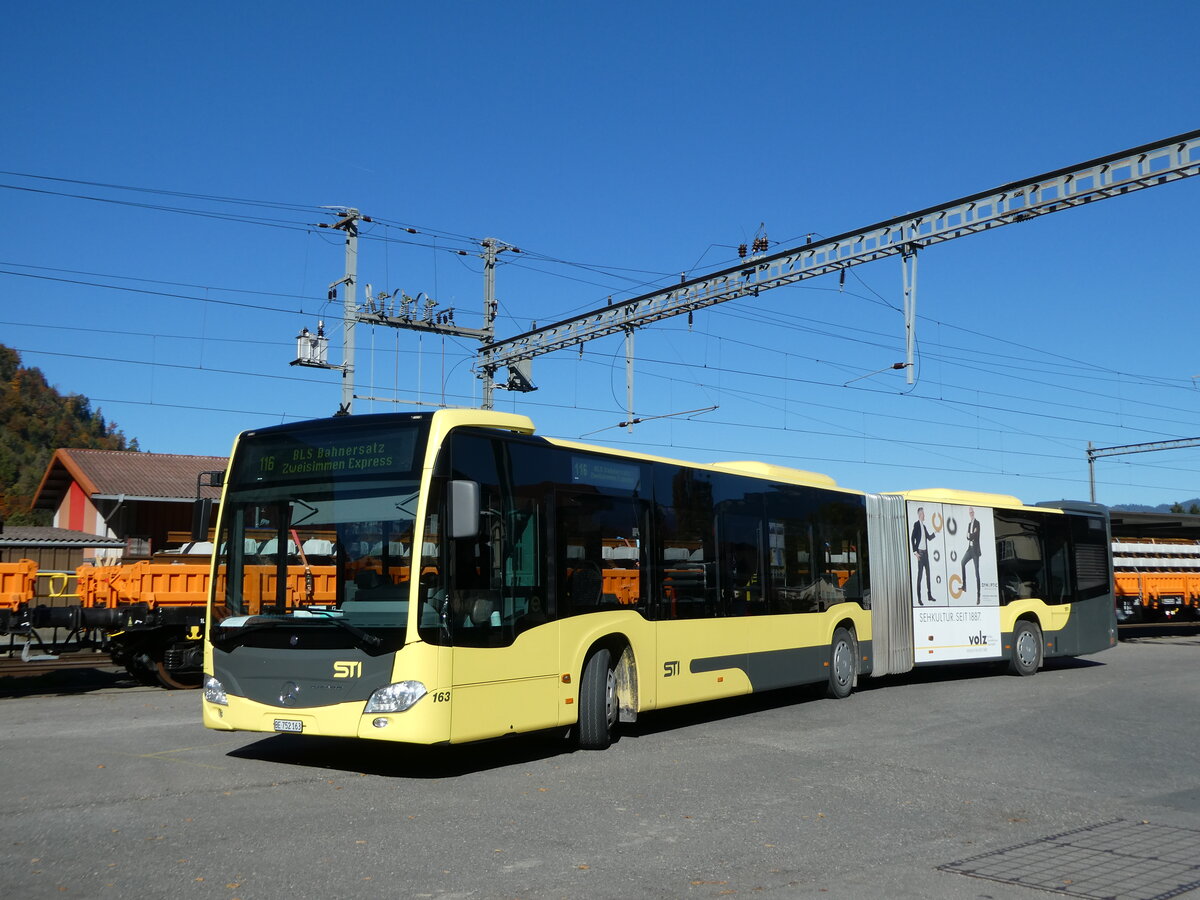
0, 345, 137, 525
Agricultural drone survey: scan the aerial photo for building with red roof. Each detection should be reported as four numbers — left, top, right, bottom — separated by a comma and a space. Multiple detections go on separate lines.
32, 449, 226, 562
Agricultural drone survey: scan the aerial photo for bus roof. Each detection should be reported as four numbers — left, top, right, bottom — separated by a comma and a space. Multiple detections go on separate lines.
891, 487, 1047, 512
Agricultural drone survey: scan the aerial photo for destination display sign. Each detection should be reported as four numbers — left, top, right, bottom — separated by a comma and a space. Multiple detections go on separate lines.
235, 426, 424, 485
571, 455, 642, 492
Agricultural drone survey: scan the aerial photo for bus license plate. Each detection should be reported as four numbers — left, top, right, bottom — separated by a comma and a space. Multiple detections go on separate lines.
274, 718, 303, 733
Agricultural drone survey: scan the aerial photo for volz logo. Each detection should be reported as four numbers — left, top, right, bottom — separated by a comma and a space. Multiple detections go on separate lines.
663, 660, 680, 678
333, 661, 362, 679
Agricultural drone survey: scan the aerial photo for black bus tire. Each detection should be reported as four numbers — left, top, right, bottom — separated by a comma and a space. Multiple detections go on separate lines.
1009, 619, 1042, 677
578, 648, 617, 750
826, 627, 856, 699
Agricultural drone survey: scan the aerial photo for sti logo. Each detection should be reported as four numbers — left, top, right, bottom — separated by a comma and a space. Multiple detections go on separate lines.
333, 661, 363, 679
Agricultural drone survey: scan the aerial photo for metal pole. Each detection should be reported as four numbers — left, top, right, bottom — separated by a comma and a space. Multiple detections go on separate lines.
625, 327, 635, 433
481, 239, 497, 410
902, 245, 917, 385
337, 209, 359, 415
1088, 441, 1096, 503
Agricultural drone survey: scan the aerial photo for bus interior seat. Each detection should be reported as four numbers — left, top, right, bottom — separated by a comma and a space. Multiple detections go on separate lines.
568, 565, 603, 607
452, 590, 499, 626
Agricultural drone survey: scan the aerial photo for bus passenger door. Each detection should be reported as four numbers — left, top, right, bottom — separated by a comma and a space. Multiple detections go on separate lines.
655, 505, 753, 707
444, 490, 561, 743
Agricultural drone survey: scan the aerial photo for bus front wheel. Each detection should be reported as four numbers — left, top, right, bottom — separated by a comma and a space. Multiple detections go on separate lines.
1008, 620, 1042, 677
578, 648, 618, 750
826, 627, 856, 699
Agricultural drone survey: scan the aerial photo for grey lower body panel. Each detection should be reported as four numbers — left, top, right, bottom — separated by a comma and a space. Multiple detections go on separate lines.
691, 641, 874, 692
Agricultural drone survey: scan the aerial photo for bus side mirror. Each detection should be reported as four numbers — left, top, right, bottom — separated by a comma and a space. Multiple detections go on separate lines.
191, 497, 215, 542
191, 470, 224, 541
448, 480, 480, 540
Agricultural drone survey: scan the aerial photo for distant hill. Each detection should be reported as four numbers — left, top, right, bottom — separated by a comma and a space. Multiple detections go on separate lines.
1110, 500, 1200, 514
0, 344, 137, 525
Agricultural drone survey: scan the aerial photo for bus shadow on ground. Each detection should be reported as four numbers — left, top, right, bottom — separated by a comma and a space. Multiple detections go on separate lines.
864, 654, 1105, 690
228, 730, 572, 778
228, 688, 833, 777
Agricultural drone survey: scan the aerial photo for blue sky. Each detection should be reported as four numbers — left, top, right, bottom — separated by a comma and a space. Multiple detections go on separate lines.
3, 1, 1199, 508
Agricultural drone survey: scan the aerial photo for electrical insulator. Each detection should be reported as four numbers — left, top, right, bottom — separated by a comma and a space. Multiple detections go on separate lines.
738, 243, 747, 258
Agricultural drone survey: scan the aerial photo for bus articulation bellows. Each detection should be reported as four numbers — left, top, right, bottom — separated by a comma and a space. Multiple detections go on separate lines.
201, 410, 1117, 749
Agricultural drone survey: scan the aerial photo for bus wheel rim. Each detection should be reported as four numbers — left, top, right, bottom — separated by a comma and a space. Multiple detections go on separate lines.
833, 639, 853, 686
1016, 631, 1038, 667
605, 666, 618, 726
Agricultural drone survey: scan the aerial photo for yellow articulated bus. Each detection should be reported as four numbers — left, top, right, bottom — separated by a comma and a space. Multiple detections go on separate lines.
201, 410, 1117, 749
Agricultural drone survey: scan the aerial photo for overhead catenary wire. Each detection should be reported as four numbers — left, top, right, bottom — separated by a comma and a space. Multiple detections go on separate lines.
7, 259, 1197, 444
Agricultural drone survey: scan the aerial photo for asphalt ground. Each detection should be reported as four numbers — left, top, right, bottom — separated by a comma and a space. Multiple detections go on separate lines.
1, 634, 1198, 900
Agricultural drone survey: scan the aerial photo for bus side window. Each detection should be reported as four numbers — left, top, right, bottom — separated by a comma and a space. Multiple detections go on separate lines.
717, 511, 764, 615
1041, 513, 1073, 605
656, 467, 717, 619
995, 513, 1043, 603
556, 491, 645, 616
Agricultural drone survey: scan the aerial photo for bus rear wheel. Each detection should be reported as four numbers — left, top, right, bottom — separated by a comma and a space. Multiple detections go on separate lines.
578, 648, 618, 750
826, 627, 856, 699
1008, 619, 1042, 676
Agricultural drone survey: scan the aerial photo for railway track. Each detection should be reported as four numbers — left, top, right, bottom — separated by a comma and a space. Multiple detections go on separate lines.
0, 651, 121, 680
1117, 621, 1200, 638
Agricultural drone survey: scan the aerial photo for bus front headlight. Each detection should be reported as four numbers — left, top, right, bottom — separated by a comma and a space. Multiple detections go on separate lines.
364, 681, 427, 713
204, 675, 228, 706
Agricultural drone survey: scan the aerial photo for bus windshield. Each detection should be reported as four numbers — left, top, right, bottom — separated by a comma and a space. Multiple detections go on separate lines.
210, 417, 433, 649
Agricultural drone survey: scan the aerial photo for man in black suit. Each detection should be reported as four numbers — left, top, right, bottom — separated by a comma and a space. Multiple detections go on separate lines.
960, 506, 982, 604
911, 507, 936, 606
